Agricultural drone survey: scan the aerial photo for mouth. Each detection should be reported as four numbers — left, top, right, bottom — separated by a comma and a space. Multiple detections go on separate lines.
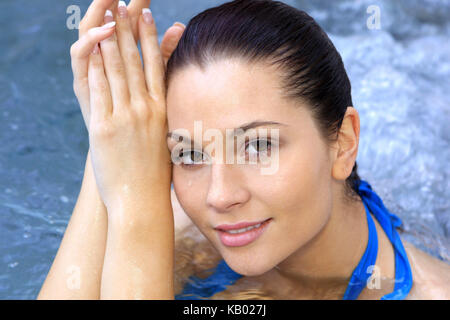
214, 218, 272, 247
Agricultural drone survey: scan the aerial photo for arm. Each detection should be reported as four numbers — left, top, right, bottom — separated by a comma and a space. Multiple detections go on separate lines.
38, 149, 107, 299
39, 6, 125, 296
100, 189, 175, 299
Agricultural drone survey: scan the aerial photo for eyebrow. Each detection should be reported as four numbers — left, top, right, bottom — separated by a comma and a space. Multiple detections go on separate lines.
166, 120, 287, 146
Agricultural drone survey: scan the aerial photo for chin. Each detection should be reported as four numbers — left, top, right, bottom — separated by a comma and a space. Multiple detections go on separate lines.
223, 255, 275, 277
203, 229, 278, 276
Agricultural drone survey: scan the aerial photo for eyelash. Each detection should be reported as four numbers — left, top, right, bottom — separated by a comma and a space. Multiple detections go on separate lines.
178, 138, 274, 169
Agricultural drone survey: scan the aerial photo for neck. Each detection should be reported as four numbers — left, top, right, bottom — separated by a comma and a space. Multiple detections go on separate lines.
269, 188, 372, 298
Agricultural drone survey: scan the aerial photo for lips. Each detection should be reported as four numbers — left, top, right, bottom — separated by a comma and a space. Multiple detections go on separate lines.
215, 218, 272, 231
215, 218, 273, 247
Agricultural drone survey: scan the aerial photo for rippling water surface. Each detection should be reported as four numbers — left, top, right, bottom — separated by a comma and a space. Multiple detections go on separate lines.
0, 0, 449, 299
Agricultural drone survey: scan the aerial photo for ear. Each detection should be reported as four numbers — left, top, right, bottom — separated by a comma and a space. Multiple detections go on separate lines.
331, 107, 360, 181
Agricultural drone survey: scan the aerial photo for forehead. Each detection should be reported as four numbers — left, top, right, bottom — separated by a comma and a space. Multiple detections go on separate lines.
166, 58, 301, 131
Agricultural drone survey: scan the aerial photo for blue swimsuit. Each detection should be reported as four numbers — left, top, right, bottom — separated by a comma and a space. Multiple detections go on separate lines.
175, 179, 413, 300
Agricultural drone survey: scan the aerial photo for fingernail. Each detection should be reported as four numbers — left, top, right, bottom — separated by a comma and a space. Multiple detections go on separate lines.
142, 8, 153, 25
92, 43, 99, 55
118, 1, 128, 19
100, 21, 116, 30
104, 10, 113, 23
173, 22, 185, 28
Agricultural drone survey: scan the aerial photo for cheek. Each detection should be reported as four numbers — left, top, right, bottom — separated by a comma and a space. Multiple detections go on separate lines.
172, 166, 206, 224
249, 141, 329, 209
257, 141, 333, 244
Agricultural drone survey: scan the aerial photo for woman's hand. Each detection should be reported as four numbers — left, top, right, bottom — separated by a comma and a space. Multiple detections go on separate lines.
71, 0, 185, 132
83, 3, 171, 215
87, 6, 176, 299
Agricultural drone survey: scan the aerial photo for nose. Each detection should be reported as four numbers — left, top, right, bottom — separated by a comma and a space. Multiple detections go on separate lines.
206, 163, 250, 213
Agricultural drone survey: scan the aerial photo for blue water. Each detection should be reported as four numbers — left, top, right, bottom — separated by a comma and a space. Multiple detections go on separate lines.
1, 0, 449, 299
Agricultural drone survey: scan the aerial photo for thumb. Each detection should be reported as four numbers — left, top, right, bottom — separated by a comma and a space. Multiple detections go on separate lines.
161, 23, 185, 67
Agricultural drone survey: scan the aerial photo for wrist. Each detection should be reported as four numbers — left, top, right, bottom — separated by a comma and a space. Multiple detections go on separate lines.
107, 198, 174, 233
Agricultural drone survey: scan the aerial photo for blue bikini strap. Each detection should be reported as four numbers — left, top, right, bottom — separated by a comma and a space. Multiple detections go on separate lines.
343, 179, 413, 299
342, 193, 379, 299
353, 180, 413, 300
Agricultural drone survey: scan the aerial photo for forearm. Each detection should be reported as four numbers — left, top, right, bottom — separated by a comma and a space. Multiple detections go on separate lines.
38, 149, 107, 299
100, 194, 175, 300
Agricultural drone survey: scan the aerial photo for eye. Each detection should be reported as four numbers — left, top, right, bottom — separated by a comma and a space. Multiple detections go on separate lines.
245, 138, 272, 159
179, 149, 205, 168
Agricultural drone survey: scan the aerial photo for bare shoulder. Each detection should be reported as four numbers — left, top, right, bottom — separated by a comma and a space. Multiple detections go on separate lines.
403, 241, 450, 299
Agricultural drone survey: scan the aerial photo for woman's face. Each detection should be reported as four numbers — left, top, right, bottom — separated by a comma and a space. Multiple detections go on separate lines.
166, 58, 335, 276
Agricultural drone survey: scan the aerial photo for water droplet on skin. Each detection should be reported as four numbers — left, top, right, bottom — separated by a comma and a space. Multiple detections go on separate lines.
188, 180, 192, 187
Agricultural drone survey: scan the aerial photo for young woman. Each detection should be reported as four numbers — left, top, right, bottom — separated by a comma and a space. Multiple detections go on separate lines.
39, 0, 450, 300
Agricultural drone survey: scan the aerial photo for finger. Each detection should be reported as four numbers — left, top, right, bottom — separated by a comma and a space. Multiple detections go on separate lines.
72, 21, 116, 83
88, 44, 113, 123
128, 0, 151, 42
139, 8, 166, 101
79, 0, 118, 37
104, 9, 114, 24
73, 10, 116, 130
161, 23, 185, 67
99, 22, 130, 114
128, 0, 150, 14
71, 21, 117, 124
116, 1, 148, 100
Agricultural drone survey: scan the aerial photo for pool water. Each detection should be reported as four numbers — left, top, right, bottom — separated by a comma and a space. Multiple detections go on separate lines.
0, 0, 449, 299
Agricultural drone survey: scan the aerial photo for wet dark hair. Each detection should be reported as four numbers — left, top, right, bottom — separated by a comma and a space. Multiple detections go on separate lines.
165, 0, 362, 201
